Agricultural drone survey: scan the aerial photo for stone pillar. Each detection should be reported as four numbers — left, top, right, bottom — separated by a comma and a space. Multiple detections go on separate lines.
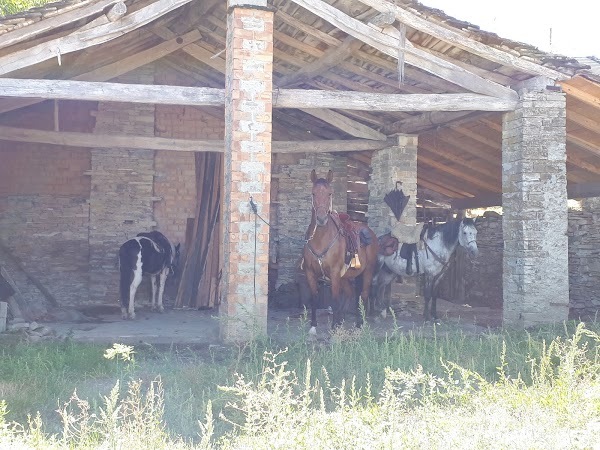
502, 84, 569, 327
368, 135, 418, 311
221, 0, 273, 341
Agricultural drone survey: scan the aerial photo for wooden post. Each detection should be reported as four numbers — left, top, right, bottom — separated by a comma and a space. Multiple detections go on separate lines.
0, 302, 7, 333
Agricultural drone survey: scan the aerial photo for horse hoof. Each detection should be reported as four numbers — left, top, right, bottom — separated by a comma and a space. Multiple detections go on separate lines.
309, 326, 317, 336
158, 307, 164, 313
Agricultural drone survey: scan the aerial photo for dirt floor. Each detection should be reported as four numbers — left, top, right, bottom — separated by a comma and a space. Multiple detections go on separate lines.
35, 298, 503, 346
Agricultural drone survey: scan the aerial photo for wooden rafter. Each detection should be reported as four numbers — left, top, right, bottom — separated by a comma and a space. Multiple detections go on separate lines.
288, 0, 518, 100
419, 153, 500, 192
300, 109, 386, 140
0, 0, 193, 75
0, 0, 122, 51
355, 0, 568, 80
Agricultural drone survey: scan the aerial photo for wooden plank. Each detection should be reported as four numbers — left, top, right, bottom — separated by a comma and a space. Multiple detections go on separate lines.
419, 154, 500, 192
0, 0, 193, 75
152, 27, 226, 73
0, 79, 517, 111
275, 9, 342, 47
356, 0, 568, 80
0, 124, 392, 153
300, 108, 387, 140
289, 0, 519, 100
0, 0, 120, 51
0, 31, 202, 116
277, 90, 517, 111
277, 36, 360, 87
560, 81, 600, 109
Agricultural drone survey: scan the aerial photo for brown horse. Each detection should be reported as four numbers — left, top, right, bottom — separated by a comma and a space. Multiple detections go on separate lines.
302, 169, 379, 334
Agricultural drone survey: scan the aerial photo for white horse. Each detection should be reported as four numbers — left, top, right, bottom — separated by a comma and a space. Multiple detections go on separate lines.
372, 218, 478, 321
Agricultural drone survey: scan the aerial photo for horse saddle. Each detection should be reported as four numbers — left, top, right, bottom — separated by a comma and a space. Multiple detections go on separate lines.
333, 212, 365, 269
378, 231, 421, 276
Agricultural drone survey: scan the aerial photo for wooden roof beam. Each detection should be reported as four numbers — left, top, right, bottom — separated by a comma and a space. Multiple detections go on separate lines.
419, 154, 500, 192
288, 0, 518, 100
355, 0, 568, 81
0, 78, 518, 112
0, 0, 122, 51
0, 124, 393, 153
0, 0, 193, 76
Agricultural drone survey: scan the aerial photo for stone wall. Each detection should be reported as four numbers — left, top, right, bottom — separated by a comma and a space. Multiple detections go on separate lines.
440, 202, 600, 317
88, 67, 157, 304
438, 213, 503, 309
568, 198, 600, 317
154, 105, 223, 248
272, 153, 348, 288
0, 100, 94, 311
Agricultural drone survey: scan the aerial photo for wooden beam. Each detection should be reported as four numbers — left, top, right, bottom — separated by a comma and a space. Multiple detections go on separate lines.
383, 111, 481, 134
568, 110, 600, 134
0, 79, 517, 111
356, 0, 568, 80
560, 81, 600, 109
152, 27, 226, 73
300, 108, 387, 140
289, 0, 519, 100
419, 154, 500, 192
276, 37, 361, 87
0, 31, 202, 116
277, 90, 516, 111
0, 0, 121, 51
0, 0, 193, 75
0, 125, 393, 153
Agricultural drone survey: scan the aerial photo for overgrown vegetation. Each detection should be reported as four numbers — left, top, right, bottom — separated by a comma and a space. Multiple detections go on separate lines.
1, 320, 600, 448
0, 0, 50, 17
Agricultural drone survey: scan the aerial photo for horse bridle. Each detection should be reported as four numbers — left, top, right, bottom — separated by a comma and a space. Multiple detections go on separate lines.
305, 210, 341, 279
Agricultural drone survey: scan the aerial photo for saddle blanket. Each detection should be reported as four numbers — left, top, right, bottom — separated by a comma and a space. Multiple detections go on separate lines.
390, 222, 425, 245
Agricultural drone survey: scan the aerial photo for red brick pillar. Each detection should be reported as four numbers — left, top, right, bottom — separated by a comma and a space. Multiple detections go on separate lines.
221, 0, 273, 341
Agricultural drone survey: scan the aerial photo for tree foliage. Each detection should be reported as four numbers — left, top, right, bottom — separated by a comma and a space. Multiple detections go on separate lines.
0, 0, 50, 17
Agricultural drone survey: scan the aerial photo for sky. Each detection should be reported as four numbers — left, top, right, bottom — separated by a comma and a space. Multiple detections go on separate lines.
420, 0, 599, 57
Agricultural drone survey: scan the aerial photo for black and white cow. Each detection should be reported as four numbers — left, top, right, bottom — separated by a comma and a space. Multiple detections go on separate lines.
118, 231, 180, 320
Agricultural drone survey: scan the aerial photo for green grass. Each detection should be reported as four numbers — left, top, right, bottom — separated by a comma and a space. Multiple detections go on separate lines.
0, 0, 51, 17
1, 320, 600, 448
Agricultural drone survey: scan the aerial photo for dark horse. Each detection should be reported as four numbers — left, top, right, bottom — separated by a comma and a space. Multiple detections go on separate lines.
118, 230, 180, 320
373, 218, 478, 321
302, 170, 379, 334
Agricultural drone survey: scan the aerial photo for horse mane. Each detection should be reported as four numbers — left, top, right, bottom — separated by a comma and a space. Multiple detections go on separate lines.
426, 218, 476, 246
313, 178, 330, 187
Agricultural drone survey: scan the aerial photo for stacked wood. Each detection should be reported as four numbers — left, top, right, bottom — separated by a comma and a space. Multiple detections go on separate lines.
174, 152, 223, 309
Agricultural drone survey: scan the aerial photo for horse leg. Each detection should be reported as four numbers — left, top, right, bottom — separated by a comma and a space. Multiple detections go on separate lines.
330, 275, 345, 329
305, 270, 319, 335
423, 275, 433, 322
156, 268, 168, 313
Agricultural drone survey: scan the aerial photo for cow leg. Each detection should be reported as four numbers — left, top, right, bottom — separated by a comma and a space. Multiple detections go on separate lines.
120, 267, 134, 320
128, 259, 143, 320
150, 274, 158, 311
157, 268, 168, 313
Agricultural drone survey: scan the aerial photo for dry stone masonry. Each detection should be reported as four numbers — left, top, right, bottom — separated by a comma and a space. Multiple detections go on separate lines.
502, 85, 569, 326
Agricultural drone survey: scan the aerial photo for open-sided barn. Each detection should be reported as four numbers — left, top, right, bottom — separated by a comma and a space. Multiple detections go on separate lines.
0, 0, 599, 340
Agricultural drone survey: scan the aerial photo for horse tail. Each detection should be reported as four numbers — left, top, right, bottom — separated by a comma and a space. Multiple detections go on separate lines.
118, 239, 141, 309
